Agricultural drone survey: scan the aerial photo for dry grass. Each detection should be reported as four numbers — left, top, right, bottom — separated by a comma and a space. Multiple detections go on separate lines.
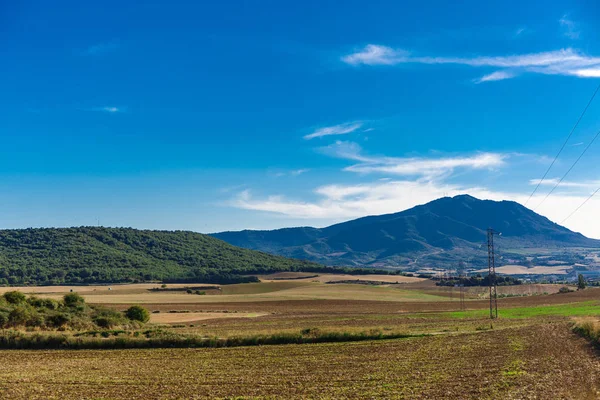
31, 282, 447, 304
258, 272, 425, 284
150, 311, 268, 324
474, 265, 570, 275
0, 283, 219, 295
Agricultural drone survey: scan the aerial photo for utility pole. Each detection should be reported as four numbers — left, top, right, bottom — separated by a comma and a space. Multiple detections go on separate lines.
487, 228, 500, 319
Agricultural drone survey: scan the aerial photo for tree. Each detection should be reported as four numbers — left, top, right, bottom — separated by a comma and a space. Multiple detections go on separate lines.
125, 305, 150, 323
577, 274, 587, 290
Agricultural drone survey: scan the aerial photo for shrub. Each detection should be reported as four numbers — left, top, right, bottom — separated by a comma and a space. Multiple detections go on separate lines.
186, 289, 193, 294
8, 306, 33, 326
26, 313, 45, 328
3, 291, 26, 305
27, 296, 45, 308
558, 286, 573, 294
0, 312, 8, 328
93, 307, 126, 328
63, 292, 85, 308
46, 313, 71, 328
94, 317, 118, 329
125, 305, 150, 323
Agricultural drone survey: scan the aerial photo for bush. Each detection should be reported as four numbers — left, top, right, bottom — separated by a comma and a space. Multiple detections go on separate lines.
63, 293, 85, 308
125, 305, 150, 323
8, 307, 33, 326
93, 307, 127, 328
46, 313, 71, 328
26, 313, 45, 328
94, 317, 118, 329
558, 286, 573, 294
3, 291, 26, 304
0, 312, 8, 328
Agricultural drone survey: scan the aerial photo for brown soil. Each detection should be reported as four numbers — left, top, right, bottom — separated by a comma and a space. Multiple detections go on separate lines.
0, 322, 597, 399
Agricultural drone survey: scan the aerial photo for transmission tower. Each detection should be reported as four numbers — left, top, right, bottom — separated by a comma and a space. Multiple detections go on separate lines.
487, 228, 501, 319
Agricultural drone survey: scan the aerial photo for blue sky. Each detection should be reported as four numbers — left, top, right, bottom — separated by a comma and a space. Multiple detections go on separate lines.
2, 0, 600, 237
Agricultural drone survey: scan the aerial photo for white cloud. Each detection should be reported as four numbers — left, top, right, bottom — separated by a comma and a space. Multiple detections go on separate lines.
320, 141, 506, 179
529, 178, 600, 189
233, 180, 600, 238
273, 169, 310, 177
342, 45, 600, 81
318, 141, 374, 162
573, 69, 600, 78
475, 70, 516, 83
304, 122, 363, 140
559, 15, 580, 39
290, 169, 310, 176
341, 44, 407, 66
90, 106, 123, 113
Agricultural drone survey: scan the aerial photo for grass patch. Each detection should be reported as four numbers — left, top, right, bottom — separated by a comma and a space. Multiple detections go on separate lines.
447, 301, 600, 319
502, 360, 526, 377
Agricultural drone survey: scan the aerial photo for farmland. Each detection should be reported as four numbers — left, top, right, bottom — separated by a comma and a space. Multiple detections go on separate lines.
0, 273, 599, 398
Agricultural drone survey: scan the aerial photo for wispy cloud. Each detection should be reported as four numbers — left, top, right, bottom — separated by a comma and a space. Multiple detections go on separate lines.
559, 15, 580, 39
320, 141, 506, 180
83, 41, 120, 56
341, 44, 408, 66
304, 122, 363, 140
290, 169, 310, 176
475, 70, 516, 83
342, 45, 600, 81
529, 178, 600, 189
273, 169, 310, 178
91, 106, 124, 113
514, 27, 526, 37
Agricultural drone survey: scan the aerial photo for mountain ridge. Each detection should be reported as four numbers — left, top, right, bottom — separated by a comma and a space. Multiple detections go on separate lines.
212, 195, 600, 268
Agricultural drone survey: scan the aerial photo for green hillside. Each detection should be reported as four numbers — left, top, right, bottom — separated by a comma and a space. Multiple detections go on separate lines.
0, 227, 321, 285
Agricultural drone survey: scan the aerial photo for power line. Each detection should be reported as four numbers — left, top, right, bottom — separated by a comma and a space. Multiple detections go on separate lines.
525, 83, 600, 206
535, 127, 600, 210
561, 186, 600, 224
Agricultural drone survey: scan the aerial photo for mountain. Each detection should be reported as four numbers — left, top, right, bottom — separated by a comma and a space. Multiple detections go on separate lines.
0, 227, 321, 285
213, 195, 600, 268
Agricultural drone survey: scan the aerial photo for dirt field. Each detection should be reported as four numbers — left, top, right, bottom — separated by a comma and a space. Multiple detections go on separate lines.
258, 272, 425, 284
150, 311, 268, 324
1, 281, 599, 398
31, 281, 447, 304
0, 283, 220, 295
474, 265, 570, 275
0, 322, 597, 399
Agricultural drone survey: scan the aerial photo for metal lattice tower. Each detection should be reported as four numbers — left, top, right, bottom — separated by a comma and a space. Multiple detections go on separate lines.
487, 228, 499, 319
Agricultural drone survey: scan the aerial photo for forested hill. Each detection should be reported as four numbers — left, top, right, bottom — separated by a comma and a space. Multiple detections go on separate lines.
0, 227, 322, 285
